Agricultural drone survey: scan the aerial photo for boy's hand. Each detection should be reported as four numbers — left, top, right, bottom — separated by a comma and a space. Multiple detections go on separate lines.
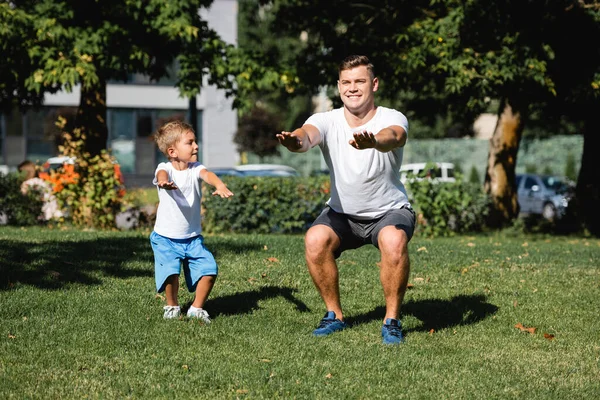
212, 184, 233, 198
157, 180, 178, 190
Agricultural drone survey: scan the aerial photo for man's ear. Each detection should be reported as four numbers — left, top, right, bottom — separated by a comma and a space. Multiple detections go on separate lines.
372, 77, 379, 92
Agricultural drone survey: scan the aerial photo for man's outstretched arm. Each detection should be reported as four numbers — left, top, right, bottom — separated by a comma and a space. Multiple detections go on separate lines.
349, 125, 407, 152
277, 124, 321, 153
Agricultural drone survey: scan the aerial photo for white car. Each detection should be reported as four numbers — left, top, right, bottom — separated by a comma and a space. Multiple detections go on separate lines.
43, 156, 76, 171
400, 162, 456, 184
234, 164, 300, 177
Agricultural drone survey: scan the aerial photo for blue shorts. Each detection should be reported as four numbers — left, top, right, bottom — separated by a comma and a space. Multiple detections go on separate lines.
150, 231, 218, 293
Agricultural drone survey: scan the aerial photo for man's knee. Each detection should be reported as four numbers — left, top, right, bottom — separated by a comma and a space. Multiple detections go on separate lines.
378, 227, 409, 260
305, 225, 339, 258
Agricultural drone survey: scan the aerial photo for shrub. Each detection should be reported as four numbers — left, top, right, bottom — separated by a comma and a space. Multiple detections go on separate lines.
0, 172, 45, 226
40, 123, 126, 229
469, 165, 481, 184
201, 176, 330, 234
564, 152, 577, 181
407, 167, 491, 237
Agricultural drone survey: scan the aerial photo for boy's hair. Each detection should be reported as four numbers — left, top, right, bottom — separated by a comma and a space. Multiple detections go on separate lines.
17, 160, 37, 180
154, 120, 195, 157
338, 55, 375, 80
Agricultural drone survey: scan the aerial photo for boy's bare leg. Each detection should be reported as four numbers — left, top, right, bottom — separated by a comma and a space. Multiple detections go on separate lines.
191, 275, 216, 309
164, 274, 179, 306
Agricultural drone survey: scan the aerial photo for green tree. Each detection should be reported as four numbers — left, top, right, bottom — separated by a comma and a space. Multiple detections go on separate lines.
234, 105, 281, 159
236, 0, 313, 132
259, 0, 600, 233
0, 0, 239, 156
564, 152, 577, 182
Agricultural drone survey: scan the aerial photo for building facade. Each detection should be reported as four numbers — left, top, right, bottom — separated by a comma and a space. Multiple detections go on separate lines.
0, 0, 239, 187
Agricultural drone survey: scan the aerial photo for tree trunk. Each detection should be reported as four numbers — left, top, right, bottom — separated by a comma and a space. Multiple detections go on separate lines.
75, 79, 108, 157
484, 98, 525, 227
576, 117, 600, 236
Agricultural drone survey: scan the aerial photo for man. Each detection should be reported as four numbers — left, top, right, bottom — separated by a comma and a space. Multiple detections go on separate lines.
277, 55, 415, 345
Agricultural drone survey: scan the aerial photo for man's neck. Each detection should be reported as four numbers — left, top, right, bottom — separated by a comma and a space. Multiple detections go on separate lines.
343, 105, 378, 128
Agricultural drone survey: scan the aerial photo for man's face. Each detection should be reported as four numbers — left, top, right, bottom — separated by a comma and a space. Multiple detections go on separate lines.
337, 65, 378, 113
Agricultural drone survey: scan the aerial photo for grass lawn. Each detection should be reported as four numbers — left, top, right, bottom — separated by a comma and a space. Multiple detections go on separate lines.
0, 226, 598, 399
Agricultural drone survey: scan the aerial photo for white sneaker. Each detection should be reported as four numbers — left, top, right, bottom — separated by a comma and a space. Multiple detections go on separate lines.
187, 306, 211, 323
163, 305, 181, 319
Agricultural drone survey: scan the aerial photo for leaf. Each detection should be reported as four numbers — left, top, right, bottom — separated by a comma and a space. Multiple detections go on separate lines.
543, 333, 555, 340
429, 329, 435, 335
417, 246, 428, 252
266, 257, 279, 263
514, 323, 536, 334
325, 373, 333, 379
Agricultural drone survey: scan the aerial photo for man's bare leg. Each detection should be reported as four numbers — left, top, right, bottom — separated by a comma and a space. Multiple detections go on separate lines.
304, 225, 344, 320
377, 226, 411, 322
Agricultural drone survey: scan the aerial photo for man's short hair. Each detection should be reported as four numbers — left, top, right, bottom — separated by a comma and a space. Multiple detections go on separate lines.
154, 120, 194, 157
339, 55, 375, 80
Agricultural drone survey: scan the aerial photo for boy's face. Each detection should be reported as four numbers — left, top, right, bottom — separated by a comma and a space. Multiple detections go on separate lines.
168, 130, 199, 162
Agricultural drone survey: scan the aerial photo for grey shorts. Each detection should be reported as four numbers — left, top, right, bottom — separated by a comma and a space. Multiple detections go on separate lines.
311, 205, 416, 258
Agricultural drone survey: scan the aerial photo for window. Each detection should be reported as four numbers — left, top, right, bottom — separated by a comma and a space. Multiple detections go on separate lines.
524, 177, 537, 190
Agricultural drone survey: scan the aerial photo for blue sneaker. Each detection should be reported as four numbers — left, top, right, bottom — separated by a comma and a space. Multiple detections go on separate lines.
312, 311, 347, 336
382, 318, 405, 344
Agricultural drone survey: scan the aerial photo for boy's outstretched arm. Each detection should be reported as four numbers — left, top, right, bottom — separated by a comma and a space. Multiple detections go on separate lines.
156, 169, 178, 190
200, 169, 234, 198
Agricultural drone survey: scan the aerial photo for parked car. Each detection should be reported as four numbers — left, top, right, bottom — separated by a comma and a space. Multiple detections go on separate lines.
400, 162, 456, 184
42, 156, 76, 172
234, 164, 300, 177
42, 155, 124, 185
211, 167, 245, 177
515, 173, 574, 221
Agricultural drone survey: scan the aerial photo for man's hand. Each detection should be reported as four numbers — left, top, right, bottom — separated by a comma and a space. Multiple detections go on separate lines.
349, 130, 377, 150
276, 131, 303, 151
157, 180, 178, 190
212, 184, 233, 198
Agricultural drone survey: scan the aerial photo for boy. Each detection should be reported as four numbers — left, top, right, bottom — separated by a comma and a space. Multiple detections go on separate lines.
151, 120, 233, 321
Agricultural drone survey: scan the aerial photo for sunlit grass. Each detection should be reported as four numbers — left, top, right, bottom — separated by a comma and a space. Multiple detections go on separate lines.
1, 227, 598, 398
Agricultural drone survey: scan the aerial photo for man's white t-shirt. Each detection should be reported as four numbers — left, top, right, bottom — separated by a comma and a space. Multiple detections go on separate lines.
305, 106, 410, 219
152, 162, 206, 239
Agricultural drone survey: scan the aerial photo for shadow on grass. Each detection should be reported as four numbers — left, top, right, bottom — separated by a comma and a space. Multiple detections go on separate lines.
0, 237, 153, 290
0, 234, 263, 291
348, 294, 498, 333
203, 285, 310, 317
